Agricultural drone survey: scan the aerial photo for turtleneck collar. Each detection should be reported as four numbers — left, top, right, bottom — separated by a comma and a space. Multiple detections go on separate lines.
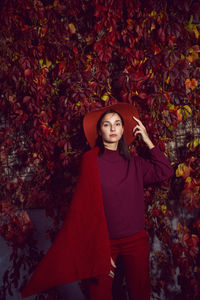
98, 147, 122, 162
104, 147, 118, 154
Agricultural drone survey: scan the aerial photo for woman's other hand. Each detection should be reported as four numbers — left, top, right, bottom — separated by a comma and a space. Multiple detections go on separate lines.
109, 257, 116, 278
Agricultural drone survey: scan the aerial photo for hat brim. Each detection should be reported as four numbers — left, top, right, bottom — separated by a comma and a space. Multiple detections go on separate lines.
83, 103, 139, 148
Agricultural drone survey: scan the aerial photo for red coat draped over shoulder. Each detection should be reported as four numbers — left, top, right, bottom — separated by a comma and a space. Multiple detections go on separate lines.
21, 147, 111, 298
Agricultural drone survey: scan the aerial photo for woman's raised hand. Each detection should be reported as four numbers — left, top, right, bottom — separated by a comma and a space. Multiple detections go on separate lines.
133, 117, 155, 150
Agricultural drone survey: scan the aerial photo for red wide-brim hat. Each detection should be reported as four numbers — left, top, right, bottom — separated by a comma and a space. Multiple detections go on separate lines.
83, 102, 139, 148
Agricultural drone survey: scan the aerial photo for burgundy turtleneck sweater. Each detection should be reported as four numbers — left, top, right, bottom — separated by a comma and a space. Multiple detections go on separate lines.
97, 146, 173, 239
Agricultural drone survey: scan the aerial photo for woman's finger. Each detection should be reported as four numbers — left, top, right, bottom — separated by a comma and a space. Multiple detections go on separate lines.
133, 116, 145, 129
133, 129, 140, 136
133, 126, 142, 135
133, 124, 141, 131
109, 270, 114, 278
133, 116, 143, 125
133, 116, 141, 123
111, 257, 116, 268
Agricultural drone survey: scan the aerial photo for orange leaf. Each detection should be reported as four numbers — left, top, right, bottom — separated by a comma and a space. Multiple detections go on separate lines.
176, 163, 190, 179
185, 78, 191, 90
191, 78, 198, 90
69, 23, 76, 34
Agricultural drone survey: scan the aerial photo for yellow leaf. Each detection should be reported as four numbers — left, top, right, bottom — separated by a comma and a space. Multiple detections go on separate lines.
187, 138, 200, 150
45, 58, 52, 68
187, 15, 193, 29
185, 176, 192, 183
193, 26, 199, 39
177, 105, 192, 121
161, 205, 167, 214
39, 59, 44, 67
167, 103, 175, 111
68, 23, 76, 34
176, 163, 190, 178
186, 52, 199, 62
194, 138, 200, 148
150, 11, 157, 17
183, 105, 192, 115
54, 0, 58, 6
165, 75, 170, 84
101, 93, 109, 101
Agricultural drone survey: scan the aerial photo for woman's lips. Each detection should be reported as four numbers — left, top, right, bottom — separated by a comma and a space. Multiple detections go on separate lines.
110, 134, 117, 137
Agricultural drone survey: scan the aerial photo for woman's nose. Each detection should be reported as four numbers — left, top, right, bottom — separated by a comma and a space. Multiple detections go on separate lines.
111, 124, 116, 131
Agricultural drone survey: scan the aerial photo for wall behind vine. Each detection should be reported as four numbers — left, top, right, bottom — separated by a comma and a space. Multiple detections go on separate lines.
0, 0, 200, 299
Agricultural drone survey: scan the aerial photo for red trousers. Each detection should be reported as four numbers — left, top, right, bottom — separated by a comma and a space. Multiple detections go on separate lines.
88, 229, 150, 300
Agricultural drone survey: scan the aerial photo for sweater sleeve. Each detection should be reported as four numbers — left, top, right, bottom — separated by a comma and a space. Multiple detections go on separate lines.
138, 146, 174, 185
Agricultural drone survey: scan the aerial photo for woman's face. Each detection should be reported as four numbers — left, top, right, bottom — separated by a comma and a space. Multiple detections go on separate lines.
99, 112, 124, 149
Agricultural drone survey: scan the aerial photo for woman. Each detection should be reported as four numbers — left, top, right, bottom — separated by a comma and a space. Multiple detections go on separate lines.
21, 103, 173, 300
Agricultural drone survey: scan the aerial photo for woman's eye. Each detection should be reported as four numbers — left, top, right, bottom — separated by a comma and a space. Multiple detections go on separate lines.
116, 123, 121, 126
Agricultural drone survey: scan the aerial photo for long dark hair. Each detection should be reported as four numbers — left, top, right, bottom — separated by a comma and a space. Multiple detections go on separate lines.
95, 109, 130, 160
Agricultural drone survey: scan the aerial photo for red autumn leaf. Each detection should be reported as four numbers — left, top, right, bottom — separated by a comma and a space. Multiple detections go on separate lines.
138, 92, 148, 99
58, 61, 66, 75
158, 27, 166, 43
24, 68, 32, 78
0, 0, 200, 298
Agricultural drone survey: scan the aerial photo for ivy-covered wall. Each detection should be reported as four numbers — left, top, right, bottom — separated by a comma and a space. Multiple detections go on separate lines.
0, 0, 200, 299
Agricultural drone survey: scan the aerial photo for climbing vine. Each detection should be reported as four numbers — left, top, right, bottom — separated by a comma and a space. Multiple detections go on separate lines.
0, 0, 199, 299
